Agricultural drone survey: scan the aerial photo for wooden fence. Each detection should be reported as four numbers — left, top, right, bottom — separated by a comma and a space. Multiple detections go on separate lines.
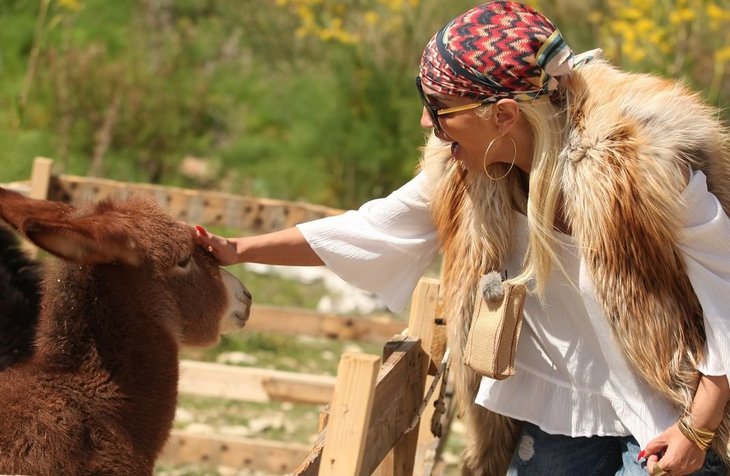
7, 158, 455, 475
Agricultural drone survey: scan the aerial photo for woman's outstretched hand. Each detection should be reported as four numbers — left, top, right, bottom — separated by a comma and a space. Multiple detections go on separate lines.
193, 225, 323, 267
193, 225, 240, 266
641, 423, 706, 475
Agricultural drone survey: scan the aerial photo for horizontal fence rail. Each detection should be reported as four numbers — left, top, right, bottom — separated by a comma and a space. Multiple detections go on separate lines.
247, 304, 405, 343
47, 174, 343, 234
161, 431, 312, 475
6, 157, 344, 234
178, 360, 336, 405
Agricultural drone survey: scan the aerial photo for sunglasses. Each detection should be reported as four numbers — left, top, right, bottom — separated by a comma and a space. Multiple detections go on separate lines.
415, 77, 490, 133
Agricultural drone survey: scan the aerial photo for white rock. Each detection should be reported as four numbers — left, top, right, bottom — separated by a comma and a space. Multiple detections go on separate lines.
216, 351, 258, 365
174, 407, 195, 423
183, 422, 214, 434
243, 263, 387, 314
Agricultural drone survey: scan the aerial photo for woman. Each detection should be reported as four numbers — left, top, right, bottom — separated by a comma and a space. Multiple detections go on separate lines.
196, 2, 730, 474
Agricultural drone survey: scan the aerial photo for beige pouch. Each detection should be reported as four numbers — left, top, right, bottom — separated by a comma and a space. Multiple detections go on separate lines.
463, 272, 527, 380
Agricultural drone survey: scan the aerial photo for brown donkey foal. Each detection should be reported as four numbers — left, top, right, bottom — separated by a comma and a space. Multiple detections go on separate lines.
0, 188, 252, 475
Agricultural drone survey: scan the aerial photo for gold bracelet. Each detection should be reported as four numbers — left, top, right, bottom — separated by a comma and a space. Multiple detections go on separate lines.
677, 414, 715, 451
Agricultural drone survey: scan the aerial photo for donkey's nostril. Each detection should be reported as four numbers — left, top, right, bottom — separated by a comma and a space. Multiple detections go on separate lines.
243, 289, 252, 301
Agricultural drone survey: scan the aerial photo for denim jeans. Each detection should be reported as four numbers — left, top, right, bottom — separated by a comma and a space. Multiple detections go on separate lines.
505, 422, 727, 475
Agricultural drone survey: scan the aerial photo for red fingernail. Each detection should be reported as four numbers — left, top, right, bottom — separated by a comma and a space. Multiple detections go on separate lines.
637, 450, 645, 460
195, 225, 208, 237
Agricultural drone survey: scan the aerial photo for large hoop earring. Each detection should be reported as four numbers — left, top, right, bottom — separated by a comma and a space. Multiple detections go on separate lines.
482, 136, 517, 180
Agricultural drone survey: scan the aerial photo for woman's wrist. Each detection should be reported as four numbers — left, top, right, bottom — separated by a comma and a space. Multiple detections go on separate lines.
233, 237, 249, 263
677, 412, 715, 451
678, 373, 729, 450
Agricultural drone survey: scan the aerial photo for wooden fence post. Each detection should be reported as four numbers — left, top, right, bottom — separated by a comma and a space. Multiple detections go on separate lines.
408, 279, 447, 476
29, 157, 53, 200
23, 157, 54, 257
374, 277, 441, 476
318, 353, 381, 476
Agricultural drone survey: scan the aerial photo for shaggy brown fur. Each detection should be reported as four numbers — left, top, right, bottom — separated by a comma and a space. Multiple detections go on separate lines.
0, 188, 252, 475
423, 60, 730, 473
562, 61, 730, 465
425, 146, 525, 475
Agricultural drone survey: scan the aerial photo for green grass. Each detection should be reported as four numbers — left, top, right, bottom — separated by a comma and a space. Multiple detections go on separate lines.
225, 264, 331, 312
173, 396, 321, 444
181, 331, 382, 376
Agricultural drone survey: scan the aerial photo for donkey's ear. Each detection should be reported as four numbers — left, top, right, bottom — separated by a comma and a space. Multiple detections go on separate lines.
0, 187, 74, 232
24, 219, 142, 266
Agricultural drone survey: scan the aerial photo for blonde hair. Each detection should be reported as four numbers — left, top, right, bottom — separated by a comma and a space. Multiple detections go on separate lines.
505, 96, 568, 297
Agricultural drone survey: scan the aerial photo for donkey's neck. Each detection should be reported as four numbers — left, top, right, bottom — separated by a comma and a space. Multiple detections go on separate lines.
35, 264, 181, 454
43, 266, 177, 377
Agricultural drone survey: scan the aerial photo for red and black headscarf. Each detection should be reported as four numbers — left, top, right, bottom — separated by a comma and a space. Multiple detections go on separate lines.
419, 1, 596, 102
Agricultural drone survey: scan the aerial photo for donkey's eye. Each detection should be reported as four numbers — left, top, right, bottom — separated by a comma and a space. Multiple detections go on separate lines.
177, 254, 192, 268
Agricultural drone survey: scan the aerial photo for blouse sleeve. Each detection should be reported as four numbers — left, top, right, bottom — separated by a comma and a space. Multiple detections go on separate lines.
296, 172, 439, 312
678, 170, 730, 384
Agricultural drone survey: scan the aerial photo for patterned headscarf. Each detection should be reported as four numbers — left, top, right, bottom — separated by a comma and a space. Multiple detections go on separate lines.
419, 1, 596, 102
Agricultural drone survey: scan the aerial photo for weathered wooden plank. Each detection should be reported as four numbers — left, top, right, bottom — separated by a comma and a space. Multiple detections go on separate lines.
46, 174, 342, 233
178, 360, 335, 405
29, 157, 53, 200
160, 430, 311, 474
377, 278, 442, 475
247, 305, 405, 343
363, 337, 426, 476
406, 278, 443, 476
406, 277, 440, 374
373, 452, 396, 476
295, 336, 425, 476
24, 158, 54, 257
318, 353, 381, 476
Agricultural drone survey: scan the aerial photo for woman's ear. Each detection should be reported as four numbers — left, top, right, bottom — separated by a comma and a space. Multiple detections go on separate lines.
493, 99, 521, 135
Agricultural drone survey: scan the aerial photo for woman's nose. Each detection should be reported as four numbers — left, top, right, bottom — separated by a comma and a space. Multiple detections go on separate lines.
420, 107, 434, 129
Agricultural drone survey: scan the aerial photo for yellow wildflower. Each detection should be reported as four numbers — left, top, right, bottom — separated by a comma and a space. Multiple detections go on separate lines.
716, 46, 730, 63
706, 3, 730, 31
707, 3, 730, 22
620, 7, 643, 21
58, 0, 81, 11
635, 19, 654, 34
669, 8, 696, 24
364, 11, 379, 26
587, 10, 602, 24
625, 45, 646, 63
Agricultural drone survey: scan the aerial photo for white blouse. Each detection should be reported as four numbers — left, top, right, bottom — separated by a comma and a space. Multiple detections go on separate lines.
296, 169, 730, 448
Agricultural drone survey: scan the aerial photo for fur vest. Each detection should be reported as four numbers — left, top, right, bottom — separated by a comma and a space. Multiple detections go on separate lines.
422, 60, 730, 475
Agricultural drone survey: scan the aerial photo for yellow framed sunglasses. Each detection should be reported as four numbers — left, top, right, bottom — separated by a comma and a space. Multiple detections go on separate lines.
416, 77, 490, 133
